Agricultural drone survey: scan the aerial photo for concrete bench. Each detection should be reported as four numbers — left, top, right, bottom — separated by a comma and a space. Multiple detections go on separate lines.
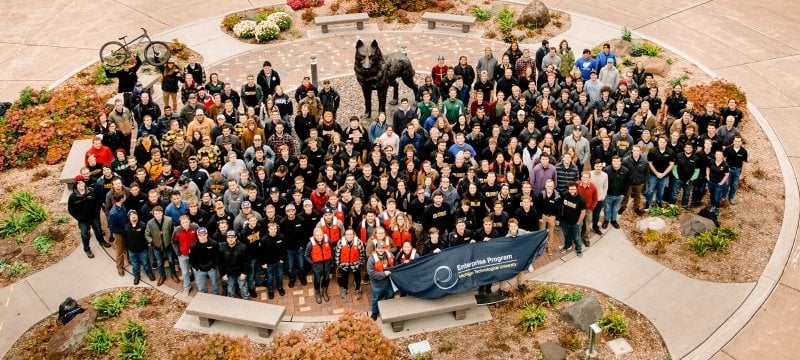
105, 74, 158, 109
314, 13, 369, 33
58, 139, 93, 203
378, 291, 477, 332
421, 12, 476, 33
185, 292, 286, 338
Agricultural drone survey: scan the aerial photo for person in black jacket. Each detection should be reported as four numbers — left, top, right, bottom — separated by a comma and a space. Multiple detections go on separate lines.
620, 145, 648, 215
318, 80, 341, 120
218, 230, 250, 299
68, 177, 111, 258
261, 222, 287, 299
256, 61, 281, 97
189, 227, 219, 294
422, 190, 453, 237
122, 210, 155, 284
280, 204, 307, 287
105, 55, 142, 106
603, 155, 629, 229
423, 227, 447, 254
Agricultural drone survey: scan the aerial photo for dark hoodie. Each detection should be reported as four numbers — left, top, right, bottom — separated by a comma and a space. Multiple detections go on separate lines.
68, 183, 99, 223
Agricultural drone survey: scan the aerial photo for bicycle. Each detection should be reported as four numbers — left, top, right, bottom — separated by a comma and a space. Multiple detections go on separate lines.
99, 28, 171, 67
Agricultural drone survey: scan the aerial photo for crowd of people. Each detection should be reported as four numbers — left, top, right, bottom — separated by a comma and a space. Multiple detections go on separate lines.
67, 38, 748, 319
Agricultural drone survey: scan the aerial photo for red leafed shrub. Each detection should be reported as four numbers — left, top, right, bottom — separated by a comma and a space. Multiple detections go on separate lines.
261, 310, 399, 359
435, 0, 454, 11
684, 80, 749, 125
287, 0, 324, 10
173, 334, 254, 359
0, 85, 110, 170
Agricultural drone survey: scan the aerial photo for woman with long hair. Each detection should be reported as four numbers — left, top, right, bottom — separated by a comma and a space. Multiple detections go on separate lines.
158, 59, 183, 111
389, 212, 416, 249
557, 40, 575, 81
205, 72, 224, 95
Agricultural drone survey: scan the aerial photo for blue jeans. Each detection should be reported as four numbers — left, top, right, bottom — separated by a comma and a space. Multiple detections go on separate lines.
371, 284, 395, 316
248, 258, 263, 290
692, 179, 707, 206
193, 268, 218, 295
77, 218, 103, 251
721, 167, 741, 202
151, 247, 177, 279
646, 174, 670, 207
128, 250, 153, 279
223, 275, 249, 300
670, 178, 693, 207
708, 180, 725, 215
604, 195, 623, 222
178, 255, 192, 290
560, 222, 582, 254
286, 249, 305, 282
265, 262, 285, 292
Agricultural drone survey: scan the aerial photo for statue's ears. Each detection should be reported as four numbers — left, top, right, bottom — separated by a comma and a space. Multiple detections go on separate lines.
356, 39, 364, 48
371, 39, 379, 49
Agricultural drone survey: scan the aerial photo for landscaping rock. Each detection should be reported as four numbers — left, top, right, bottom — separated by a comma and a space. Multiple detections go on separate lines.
611, 41, 633, 60
636, 217, 666, 232
517, 0, 550, 29
642, 56, 671, 77
0, 239, 21, 259
561, 296, 602, 332
19, 247, 38, 262
540, 341, 567, 360
680, 213, 717, 237
46, 307, 97, 360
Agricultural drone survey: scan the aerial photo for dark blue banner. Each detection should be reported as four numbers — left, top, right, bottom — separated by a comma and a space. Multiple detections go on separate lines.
390, 231, 548, 299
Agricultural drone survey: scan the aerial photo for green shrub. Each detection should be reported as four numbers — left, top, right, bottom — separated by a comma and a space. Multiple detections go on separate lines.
119, 320, 147, 360
560, 291, 583, 302
666, 57, 674, 65
598, 305, 628, 337
256, 22, 280, 42
669, 74, 690, 87
640, 229, 660, 243
686, 226, 739, 257
85, 325, 115, 354
649, 204, 680, 218
519, 304, 548, 331
0, 213, 26, 238
16, 87, 50, 109
7, 261, 30, 277
534, 284, 561, 307
91, 65, 114, 85
137, 295, 150, 308
32, 235, 53, 254
630, 42, 661, 57
496, 6, 516, 34
0, 258, 6, 273
470, 6, 491, 22
92, 290, 131, 319
621, 27, 632, 42
54, 216, 70, 225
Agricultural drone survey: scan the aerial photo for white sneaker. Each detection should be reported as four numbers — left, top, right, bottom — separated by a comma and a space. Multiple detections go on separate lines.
182, 288, 191, 297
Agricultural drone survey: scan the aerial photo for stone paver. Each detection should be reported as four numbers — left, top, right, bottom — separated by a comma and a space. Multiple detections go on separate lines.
0, 280, 51, 356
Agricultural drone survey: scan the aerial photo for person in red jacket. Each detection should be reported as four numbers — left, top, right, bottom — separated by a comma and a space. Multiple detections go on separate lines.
576, 172, 599, 247
431, 55, 448, 88
171, 214, 198, 296
305, 227, 333, 304
85, 136, 115, 166
389, 212, 415, 248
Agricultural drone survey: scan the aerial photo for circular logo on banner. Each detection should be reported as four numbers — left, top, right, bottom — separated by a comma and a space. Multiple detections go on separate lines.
433, 266, 459, 290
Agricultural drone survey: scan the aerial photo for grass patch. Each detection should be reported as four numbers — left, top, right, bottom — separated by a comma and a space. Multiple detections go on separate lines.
534, 284, 562, 308
470, 6, 491, 22
687, 226, 739, 257
519, 304, 548, 332
598, 305, 628, 337
32, 235, 53, 254
85, 325, 115, 354
7, 261, 30, 277
92, 289, 132, 320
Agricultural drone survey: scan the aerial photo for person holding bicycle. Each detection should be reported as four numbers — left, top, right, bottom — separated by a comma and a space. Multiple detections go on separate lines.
105, 55, 142, 109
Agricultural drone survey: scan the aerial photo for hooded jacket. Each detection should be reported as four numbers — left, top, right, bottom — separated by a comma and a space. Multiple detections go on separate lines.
68, 184, 99, 223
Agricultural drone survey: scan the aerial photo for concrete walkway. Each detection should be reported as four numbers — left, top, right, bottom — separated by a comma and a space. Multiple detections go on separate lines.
1, 1, 799, 359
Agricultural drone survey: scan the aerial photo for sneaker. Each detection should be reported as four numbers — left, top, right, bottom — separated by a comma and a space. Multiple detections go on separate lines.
559, 247, 571, 254
118, 269, 125, 277
85, 250, 95, 258
593, 227, 602, 235
133, 277, 140, 285
249, 288, 258, 298
182, 288, 190, 297
147, 274, 156, 281
341, 289, 348, 299
157, 277, 165, 286
617, 208, 625, 215
355, 289, 362, 300
172, 274, 181, 283
611, 221, 620, 229
582, 238, 591, 247
100, 240, 112, 248
288, 279, 296, 288
728, 198, 735, 205
371, 312, 378, 321
268, 291, 275, 299
577, 252, 583, 258
602, 221, 609, 229
278, 288, 285, 296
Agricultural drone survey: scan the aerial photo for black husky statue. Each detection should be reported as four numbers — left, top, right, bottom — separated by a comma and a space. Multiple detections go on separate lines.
354, 39, 418, 118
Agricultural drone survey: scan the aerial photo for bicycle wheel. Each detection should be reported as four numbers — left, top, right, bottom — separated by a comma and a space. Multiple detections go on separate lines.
144, 41, 171, 66
99, 41, 129, 67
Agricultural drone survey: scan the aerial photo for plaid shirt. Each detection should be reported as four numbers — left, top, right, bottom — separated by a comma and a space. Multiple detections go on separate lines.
268, 133, 296, 156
